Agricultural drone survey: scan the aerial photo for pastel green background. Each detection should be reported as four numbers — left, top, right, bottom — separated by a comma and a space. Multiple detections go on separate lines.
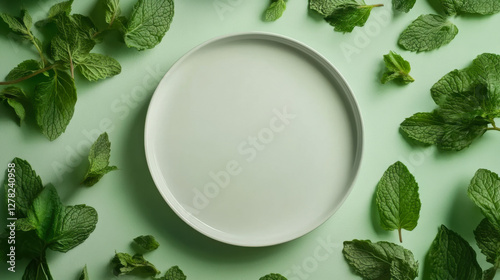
1, 0, 500, 279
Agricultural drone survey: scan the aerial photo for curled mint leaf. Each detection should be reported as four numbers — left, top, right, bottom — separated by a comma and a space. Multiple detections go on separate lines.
398, 14, 458, 52
34, 70, 77, 141
376, 161, 421, 242
343, 239, 418, 279
428, 225, 482, 280
83, 132, 117, 186
381, 51, 414, 84
0, 87, 27, 125
104, 0, 121, 25
112, 252, 160, 277
264, 0, 287, 22
124, 0, 174, 50
441, 0, 500, 15
133, 235, 160, 253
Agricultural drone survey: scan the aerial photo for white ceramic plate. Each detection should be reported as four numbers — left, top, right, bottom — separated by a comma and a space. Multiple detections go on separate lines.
144, 32, 363, 247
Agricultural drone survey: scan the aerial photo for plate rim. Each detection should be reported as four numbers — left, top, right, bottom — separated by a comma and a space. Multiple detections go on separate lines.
144, 31, 364, 247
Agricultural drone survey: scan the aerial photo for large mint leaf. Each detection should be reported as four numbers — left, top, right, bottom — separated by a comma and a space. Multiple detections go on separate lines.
76, 53, 121, 81
34, 70, 77, 140
474, 218, 500, 266
325, 2, 381, 33
398, 14, 458, 52
309, 0, 357, 17
342, 240, 418, 279
441, 0, 500, 15
124, 0, 174, 50
82, 132, 118, 186
376, 161, 421, 242
428, 225, 482, 280
3, 158, 44, 218
468, 169, 500, 231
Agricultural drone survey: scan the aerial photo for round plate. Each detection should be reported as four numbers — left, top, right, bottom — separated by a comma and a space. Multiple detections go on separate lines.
144, 32, 363, 247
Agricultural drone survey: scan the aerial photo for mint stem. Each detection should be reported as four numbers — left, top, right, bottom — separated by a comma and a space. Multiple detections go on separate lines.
358, 4, 384, 8
398, 228, 403, 243
0, 64, 56, 85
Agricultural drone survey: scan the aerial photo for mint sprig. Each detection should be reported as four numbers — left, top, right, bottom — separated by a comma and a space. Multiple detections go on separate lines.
82, 132, 117, 186
381, 51, 414, 84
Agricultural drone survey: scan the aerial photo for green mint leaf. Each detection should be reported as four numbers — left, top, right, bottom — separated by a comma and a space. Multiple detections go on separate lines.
76, 53, 121, 81
474, 218, 500, 266
484, 267, 498, 280
325, 2, 382, 33
34, 70, 77, 141
112, 252, 160, 277
23, 255, 53, 280
26, 184, 64, 243
104, 0, 121, 25
124, 0, 174, 50
342, 239, 418, 279
6, 59, 43, 81
79, 265, 90, 280
1, 87, 27, 124
309, 0, 357, 17
3, 158, 44, 218
133, 235, 160, 253
16, 230, 46, 260
48, 204, 98, 252
48, 0, 74, 18
398, 14, 458, 52
376, 161, 421, 242
153, 266, 187, 280
264, 0, 287, 22
441, 0, 500, 15
0, 10, 31, 37
393, 0, 416, 12
468, 169, 500, 231
431, 53, 500, 109
259, 273, 287, 280
428, 225, 482, 280
381, 51, 414, 84
50, 14, 96, 74
83, 132, 117, 186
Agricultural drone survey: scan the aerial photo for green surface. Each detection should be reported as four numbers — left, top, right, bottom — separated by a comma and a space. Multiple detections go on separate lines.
1, 0, 500, 279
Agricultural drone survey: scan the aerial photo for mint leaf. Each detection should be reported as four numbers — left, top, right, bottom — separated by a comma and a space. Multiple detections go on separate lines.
104, 0, 121, 25
83, 132, 117, 186
393, 0, 416, 12
428, 225, 482, 280
124, 0, 174, 50
79, 265, 90, 280
112, 252, 160, 277
26, 184, 64, 243
468, 169, 500, 231
1, 10, 43, 54
34, 70, 77, 141
23, 255, 53, 280
484, 268, 498, 280
154, 266, 187, 280
309, 0, 357, 17
264, 0, 287, 22
0, 87, 27, 124
6, 59, 42, 81
474, 218, 500, 266
133, 235, 160, 253
76, 53, 121, 81
342, 239, 418, 279
325, 2, 383, 33
431, 53, 500, 107
398, 14, 458, 52
376, 161, 421, 242
381, 51, 414, 84
3, 158, 44, 218
48, 0, 74, 18
48, 204, 98, 252
259, 273, 287, 280
390, 257, 419, 279
441, 0, 500, 15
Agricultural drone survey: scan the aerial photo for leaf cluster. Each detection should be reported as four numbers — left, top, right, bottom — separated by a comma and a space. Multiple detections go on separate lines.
0, 158, 98, 279
400, 53, 500, 151
0, 0, 174, 140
